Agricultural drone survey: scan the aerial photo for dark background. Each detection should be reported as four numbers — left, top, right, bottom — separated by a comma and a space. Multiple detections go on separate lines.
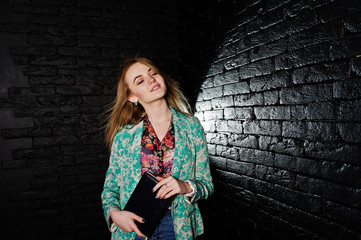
1, 0, 360, 239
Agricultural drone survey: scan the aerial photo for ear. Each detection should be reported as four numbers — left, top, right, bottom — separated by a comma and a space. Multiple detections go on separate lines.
127, 94, 138, 104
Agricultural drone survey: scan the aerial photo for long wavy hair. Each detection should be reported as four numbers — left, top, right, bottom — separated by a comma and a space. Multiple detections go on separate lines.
104, 57, 191, 149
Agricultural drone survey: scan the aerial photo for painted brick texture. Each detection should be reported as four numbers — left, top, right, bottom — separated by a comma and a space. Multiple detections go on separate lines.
1, 0, 361, 239
181, 0, 361, 239
0, 0, 179, 239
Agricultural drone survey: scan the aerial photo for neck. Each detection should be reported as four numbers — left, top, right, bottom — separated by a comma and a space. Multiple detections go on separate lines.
142, 99, 172, 123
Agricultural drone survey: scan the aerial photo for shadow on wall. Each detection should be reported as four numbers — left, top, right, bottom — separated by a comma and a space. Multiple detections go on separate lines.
0, 0, 181, 239
179, 0, 248, 109
180, 1, 254, 239
180, 0, 361, 239
0, 3, 36, 238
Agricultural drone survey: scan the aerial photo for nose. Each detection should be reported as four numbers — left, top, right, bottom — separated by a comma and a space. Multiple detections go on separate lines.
147, 76, 156, 84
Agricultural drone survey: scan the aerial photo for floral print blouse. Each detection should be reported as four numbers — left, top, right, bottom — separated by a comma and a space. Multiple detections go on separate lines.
140, 113, 174, 177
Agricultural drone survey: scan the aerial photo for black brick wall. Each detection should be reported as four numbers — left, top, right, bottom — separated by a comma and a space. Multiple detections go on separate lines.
180, 0, 361, 239
0, 1, 179, 239
1, 0, 361, 239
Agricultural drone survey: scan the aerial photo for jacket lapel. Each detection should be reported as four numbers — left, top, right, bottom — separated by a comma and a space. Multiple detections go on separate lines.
123, 121, 143, 189
171, 108, 187, 179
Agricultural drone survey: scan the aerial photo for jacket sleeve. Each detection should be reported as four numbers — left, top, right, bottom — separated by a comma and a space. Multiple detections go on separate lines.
186, 117, 214, 203
101, 132, 122, 230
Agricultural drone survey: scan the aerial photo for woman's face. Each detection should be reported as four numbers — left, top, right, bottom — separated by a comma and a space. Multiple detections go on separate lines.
125, 62, 167, 106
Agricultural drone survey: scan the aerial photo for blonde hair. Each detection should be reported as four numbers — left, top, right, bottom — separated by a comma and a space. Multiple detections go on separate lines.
104, 57, 191, 148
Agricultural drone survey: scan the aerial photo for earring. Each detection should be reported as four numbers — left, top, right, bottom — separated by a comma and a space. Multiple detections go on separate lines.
133, 101, 138, 106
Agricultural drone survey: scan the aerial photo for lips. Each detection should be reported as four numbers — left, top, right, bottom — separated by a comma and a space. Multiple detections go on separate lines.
151, 84, 160, 92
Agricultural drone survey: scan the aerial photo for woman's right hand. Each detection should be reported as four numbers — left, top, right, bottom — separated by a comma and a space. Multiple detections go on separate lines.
110, 209, 146, 237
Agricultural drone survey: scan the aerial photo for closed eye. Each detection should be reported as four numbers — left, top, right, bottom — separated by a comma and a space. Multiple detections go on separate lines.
149, 71, 158, 76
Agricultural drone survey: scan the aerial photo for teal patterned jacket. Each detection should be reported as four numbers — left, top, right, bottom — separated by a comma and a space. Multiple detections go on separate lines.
101, 108, 214, 240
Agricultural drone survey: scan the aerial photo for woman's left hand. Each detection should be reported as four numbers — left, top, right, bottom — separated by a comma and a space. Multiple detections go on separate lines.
153, 176, 192, 199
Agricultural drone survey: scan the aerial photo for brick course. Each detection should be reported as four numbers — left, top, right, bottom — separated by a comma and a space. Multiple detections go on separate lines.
0, 0, 179, 239
181, 0, 361, 239
1, 0, 361, 239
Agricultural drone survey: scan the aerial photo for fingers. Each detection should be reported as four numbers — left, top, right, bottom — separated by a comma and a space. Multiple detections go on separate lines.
156, 184, 174, 199
133, 225, 146, 238
153, 177, 167, 192
124, 219, 145, 237
131, 213, 146, 237
154, 177, 181, 199
132, 213, 145, 225
113, 211, 146, 237
162, 188, 178, 199
153, 177, 172, 197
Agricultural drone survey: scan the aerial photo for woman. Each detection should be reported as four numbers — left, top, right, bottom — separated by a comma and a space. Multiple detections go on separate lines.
101, 57, 214, 240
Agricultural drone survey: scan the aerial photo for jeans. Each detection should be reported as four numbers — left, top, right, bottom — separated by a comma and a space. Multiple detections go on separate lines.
134, 210, 176, 240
